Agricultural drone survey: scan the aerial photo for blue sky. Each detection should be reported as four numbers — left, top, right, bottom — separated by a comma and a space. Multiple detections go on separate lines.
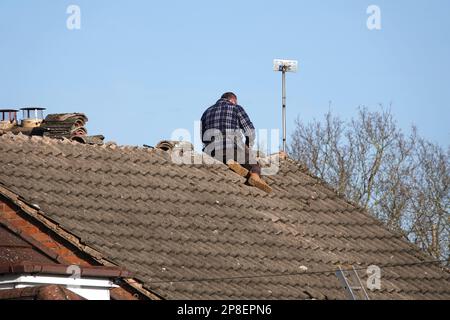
0, 0, 449, 149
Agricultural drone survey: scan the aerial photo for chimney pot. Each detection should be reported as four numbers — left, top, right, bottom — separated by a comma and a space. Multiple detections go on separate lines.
20, 107, 46, 128
0, 109, 19, 130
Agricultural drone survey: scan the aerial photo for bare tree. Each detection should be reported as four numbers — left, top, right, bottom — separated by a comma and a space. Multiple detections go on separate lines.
290, 107, 449, 262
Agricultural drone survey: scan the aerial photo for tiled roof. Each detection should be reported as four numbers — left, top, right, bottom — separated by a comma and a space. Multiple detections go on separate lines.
0, 285, 85, 300
0, 133, 448, 300
0, 224, 55, 265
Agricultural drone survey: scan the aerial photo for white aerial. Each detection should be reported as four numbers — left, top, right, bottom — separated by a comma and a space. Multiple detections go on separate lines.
273, 59, 299, 73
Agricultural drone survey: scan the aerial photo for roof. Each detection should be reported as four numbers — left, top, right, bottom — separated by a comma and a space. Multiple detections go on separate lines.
0, 223, 55, 265
0, 263, 131, 278
0, 217, 131, 278
0, 132, 449, 300
0, 285, 85, 300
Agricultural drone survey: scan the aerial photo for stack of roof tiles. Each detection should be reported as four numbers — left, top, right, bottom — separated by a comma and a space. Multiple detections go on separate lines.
37, 113, 104, 145
0, 133, 448, 300
41, 113, 88, 140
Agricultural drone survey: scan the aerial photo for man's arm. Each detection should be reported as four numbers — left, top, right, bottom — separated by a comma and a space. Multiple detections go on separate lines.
236, 105, 256, 148
200, 113, 206, 144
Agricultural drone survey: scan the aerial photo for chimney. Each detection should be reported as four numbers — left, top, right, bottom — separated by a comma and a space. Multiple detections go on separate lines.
0, 109, 19, 131
20, 107, 46, 129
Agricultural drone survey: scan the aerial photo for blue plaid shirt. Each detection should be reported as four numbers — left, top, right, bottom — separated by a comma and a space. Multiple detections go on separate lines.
201, 99, 255, 151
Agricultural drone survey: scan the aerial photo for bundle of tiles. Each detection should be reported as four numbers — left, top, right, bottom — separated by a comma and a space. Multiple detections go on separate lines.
41, 113, 88, 140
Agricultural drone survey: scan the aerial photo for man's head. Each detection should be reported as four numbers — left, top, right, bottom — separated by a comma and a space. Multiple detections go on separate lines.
221, 92, 238, 105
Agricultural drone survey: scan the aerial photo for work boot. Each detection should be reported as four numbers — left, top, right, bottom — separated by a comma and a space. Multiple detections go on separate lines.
279, 151, 288, 160
226, 160, 249, 177
247, 173, 273, 194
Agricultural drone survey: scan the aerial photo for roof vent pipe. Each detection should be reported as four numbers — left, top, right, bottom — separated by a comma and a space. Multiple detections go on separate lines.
156, 140, 194, 153
20, 107, 46, 129
0, 109, 19, 131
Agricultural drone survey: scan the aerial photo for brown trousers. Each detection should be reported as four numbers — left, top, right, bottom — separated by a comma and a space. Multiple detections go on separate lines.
212, 146, 261, 176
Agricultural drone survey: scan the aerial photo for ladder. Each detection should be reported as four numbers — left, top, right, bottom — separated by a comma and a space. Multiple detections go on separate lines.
335, 265, 370, 300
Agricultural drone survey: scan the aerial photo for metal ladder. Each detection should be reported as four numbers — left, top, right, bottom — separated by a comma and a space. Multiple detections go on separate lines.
335, 265, 370, 300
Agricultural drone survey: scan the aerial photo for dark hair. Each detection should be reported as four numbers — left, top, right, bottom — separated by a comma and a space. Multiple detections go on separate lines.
221, 92, 237, 101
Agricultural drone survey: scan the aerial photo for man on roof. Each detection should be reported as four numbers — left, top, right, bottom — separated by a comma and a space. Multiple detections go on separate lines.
201, 92, 272, 193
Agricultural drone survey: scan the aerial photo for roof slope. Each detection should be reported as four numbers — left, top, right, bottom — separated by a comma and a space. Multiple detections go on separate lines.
0, 133, 448, 300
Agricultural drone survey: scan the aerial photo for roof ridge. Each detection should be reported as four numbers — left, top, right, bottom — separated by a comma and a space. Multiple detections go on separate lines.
0, 131, 160, 153
0, 131, 227, 161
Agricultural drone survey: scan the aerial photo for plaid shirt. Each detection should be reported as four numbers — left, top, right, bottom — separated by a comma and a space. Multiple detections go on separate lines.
201, 98, 255, 151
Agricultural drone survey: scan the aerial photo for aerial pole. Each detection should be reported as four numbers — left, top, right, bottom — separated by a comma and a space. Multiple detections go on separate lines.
282, 66, 287, 152
273, 59, 298, 153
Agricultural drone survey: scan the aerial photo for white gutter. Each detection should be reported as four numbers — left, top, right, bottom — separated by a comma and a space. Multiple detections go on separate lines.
0, 274, 118, 300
